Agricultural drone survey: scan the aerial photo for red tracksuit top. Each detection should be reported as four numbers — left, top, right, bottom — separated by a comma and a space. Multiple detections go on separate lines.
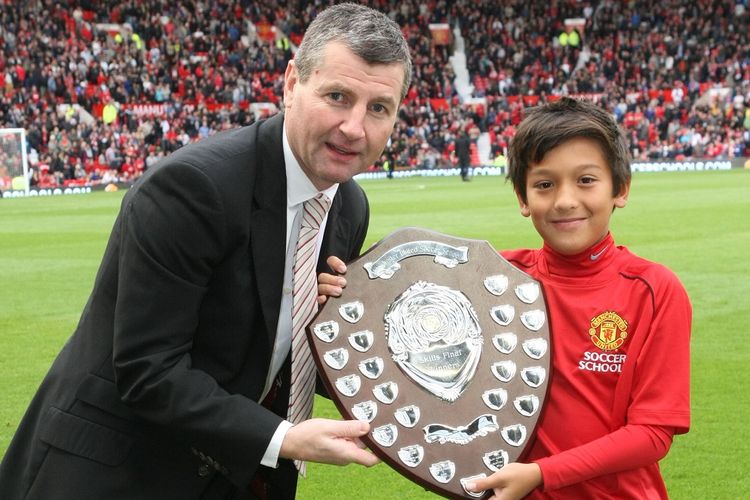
501, 232, 691, 498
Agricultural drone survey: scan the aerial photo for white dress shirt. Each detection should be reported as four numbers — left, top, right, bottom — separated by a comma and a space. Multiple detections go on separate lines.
260, 124, 338, 467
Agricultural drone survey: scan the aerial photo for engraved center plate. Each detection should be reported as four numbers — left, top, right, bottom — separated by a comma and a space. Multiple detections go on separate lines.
385, 281, 482, 403
307, 228, 551, 499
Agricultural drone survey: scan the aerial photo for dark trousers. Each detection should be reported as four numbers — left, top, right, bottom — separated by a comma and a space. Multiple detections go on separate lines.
248, 460, 298, 499
460, 164, 470, 180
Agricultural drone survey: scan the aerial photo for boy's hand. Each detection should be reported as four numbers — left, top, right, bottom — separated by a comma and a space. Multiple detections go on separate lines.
464, 462, 542, 500
317, 256, 348, 305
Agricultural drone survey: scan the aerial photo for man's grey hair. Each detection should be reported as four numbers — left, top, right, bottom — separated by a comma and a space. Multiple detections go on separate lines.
294, 3, 412, 101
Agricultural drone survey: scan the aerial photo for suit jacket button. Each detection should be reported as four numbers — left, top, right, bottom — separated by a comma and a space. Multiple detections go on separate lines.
198, 464, 211, 477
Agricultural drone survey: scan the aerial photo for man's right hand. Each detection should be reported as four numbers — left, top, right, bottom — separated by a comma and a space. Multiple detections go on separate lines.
279, 418, 380, 467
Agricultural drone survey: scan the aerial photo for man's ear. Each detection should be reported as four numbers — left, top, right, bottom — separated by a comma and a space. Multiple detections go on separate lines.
614, 177, 631, 209
283, 61, 298, 108
516, 191, 531, 217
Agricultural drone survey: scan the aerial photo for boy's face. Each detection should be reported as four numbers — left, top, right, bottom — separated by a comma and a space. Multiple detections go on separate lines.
517, 137, 630, 256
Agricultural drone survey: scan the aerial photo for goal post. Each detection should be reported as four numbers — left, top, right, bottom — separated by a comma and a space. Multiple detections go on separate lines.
0, 128, 29, 196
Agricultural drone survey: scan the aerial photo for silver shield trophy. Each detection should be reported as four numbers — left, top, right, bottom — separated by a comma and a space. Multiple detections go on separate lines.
307, 228, 551, 499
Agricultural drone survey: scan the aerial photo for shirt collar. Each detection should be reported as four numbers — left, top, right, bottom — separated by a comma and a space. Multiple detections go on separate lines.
283, 124, 338, 208
540, 232, 616, 279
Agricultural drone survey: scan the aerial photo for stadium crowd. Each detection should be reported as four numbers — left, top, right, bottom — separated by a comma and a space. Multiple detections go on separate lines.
0, 0, 749, 190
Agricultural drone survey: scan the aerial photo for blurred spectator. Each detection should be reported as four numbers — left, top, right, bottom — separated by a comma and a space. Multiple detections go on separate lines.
454, 129, 472, 181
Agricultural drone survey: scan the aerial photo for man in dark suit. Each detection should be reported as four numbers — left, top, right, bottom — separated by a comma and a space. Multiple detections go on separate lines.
0, 4, 412, 499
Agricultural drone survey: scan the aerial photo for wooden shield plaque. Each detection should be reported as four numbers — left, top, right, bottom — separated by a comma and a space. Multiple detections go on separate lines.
307, 228, 551, 498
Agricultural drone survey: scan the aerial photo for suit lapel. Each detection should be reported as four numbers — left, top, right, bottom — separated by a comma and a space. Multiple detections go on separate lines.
250, 114, 287, 344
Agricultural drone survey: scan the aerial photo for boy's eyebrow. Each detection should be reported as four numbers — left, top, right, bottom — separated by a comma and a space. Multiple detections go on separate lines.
528, 163, 608, 174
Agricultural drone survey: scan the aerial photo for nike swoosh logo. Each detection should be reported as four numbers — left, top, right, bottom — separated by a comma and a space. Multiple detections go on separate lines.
590, 245, 609, 261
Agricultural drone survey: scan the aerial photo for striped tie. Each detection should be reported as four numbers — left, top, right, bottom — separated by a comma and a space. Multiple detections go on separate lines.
287, 193, 331, 475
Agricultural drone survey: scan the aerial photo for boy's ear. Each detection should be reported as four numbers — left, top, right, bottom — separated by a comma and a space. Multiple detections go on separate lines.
516, 191, 531, 217
614, 178, 631, 209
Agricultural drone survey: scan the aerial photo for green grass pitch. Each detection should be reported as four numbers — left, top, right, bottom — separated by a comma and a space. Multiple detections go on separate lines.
1, 169, 748, 498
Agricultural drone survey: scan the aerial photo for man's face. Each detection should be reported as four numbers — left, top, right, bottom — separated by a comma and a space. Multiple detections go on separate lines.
517, 137, 630, 256
283, 42, 404, 190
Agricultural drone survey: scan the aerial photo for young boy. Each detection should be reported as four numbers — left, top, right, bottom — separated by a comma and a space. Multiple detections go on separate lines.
319, 97, 691, 499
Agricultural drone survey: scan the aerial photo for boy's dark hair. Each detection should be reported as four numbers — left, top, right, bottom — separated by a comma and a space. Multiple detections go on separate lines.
507, 97, 631, 202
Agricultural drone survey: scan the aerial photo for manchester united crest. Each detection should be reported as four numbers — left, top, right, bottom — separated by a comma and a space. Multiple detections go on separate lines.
589, 311, 628, 351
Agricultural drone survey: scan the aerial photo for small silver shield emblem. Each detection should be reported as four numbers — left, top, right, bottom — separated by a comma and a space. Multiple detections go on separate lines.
514, 395, 540, 417
492, 332, 517, 354
522, 338, 548, 359
429, 460, 456, 484
521, 366, 546, 388
490, 305, 515, 326
520, 309, 546, 331
351, 400, 377, 422
515, 282, 540, 304
461, 472, 487, 498
482, 388, 508, 410
348, 330, 374, 352
483, 274, 508, 296
398, 444, 424, 468
491, 360, 516, 382
334, 374, 361, 397
313, 320, 339, 342
323, 348, 349, 370
373, 381, 399, 404
394, 405, 421, 428
359, 356, 384, 379
372, 424, 398, 447
501, 424, 527, 447
482, 449, 509, 472
460, 474, 487, 498
339, 301, 364, 323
